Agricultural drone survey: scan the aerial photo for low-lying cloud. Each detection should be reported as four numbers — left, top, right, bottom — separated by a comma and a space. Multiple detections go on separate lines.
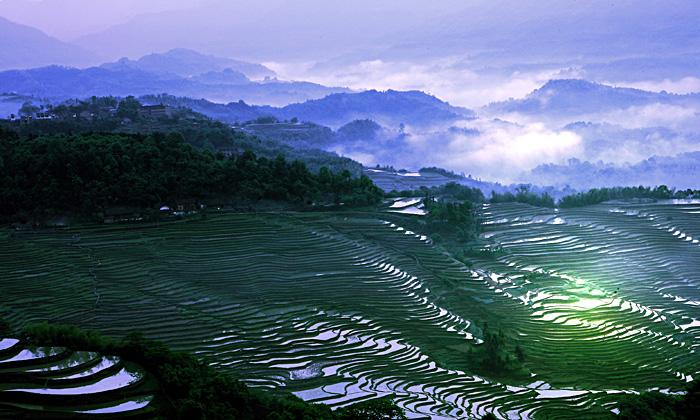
592, 103, 700, 131
613, 77, 700, 95
331, 110, 700, 187
332, 119, 584, 184
265, 58, 582, 109
420, 122, 583, 183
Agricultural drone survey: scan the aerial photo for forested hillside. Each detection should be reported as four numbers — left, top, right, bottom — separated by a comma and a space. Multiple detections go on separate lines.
0, 128, 382, 222
0, 96, 362, 175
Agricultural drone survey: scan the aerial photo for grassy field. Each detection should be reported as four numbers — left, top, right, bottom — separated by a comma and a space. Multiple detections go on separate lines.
1, 202, 699, 418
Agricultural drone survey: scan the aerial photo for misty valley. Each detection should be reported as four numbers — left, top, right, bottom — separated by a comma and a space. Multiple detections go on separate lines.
1, 1, 700, 419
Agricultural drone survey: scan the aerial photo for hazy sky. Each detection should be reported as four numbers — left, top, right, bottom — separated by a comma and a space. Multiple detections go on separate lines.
0, 0, 477, 41
0, 0, 204, 39
1, 0, 698, 108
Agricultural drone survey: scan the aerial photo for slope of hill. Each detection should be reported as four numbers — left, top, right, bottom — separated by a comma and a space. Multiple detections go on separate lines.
4, 200, 700, 418
193, 68, 250, 85
139, 91, 473, 129
140, 94, 267, 122
101, 48, 275, 80
269, 89, 475, 128
0, 96, 363, 176
0, 17, 98, 70
0, 65, 188, 97
0, 65, 348, 106
486, 79, 700, 117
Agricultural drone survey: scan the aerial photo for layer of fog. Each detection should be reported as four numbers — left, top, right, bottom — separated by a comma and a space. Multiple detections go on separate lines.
330, 97, 700, 188
268, 53, 700, 189
266, 59, 586, 109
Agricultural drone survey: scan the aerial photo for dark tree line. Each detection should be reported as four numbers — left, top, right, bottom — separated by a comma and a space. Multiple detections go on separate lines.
616, 381, 700, 420
0, 129, 382, 222
393, 183, 700, 211
558, 185, 696, 208
490, 187, 556, 208
388, 182, 485, 203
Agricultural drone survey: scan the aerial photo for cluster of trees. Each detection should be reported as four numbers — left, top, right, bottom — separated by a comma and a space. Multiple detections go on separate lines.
372, 164, 399, 172
18, 101, 42, 117
490, 187, 556, 208
472, 324, 526, 375
423, 199, 480, 242
0, 129, 382, 222
487, 185, 695, 209
617, 381, 700, 419
17, 321, 405, 420
559, 185, 685, 208
418, 167, 463, 179
386, 183, 485, 243
388, 182, 485, 203
393, 183, 700, 212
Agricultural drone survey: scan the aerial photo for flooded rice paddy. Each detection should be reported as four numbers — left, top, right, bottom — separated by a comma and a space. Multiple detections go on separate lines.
1, 201, 699, 418
0, 339, 153, 416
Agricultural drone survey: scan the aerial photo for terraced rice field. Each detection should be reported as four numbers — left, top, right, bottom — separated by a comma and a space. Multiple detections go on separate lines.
0, 338, 153, 417
1, 201, 699, 418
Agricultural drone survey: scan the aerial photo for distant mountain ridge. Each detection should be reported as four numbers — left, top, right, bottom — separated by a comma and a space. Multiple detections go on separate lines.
487, 79, 700, 116
0, 64, 347, 106
0, 17, 99, 70
101, 48, 275, 80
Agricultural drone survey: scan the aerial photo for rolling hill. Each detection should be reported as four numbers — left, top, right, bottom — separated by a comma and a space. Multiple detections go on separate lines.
0, 64, 348, 106
3, 201, 700, 418
142, 90, 474, 129
486, 79, 700, 117
268, 89, 475, 128
100, 48, 275, 80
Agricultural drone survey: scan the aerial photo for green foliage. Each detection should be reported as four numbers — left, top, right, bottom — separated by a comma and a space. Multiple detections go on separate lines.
242, 120, 336, 149
424, 199, 480, 242
418, 166, 463, 179
335, 397, 407, 420
490, 186, 555, 208
388, 182, 485, 203
18, 101, 40, 117
252, 116, 279, 124
0, 131, 382, 222
21, 323, 405, 420
618, 392, 679, 420
117, 95, 142, 119
617, 380, 700, 419
472, 324, 526, 376
0, 96, 363, 175
515, 345, 525, 363
559, 185, 676, 207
